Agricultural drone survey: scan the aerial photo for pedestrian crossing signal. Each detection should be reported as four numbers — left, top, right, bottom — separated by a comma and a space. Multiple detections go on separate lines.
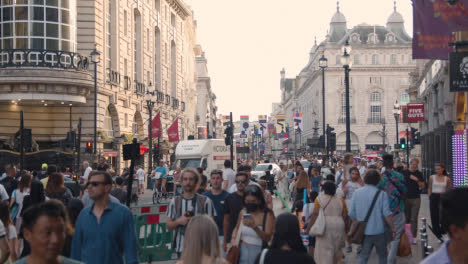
85, 141, 93, 153
400, 138, 406, 149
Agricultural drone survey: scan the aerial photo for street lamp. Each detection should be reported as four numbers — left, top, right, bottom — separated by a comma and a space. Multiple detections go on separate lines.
206, 111, 210, 139
145, 82, 156, 174
319, 54, 328, 154
393, 100, 401, 146
341, 40, 352, 152
90, 46, 101, 155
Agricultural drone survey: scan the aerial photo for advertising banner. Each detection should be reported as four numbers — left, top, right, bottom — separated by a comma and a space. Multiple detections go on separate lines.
151, 112, 162, 138
450, 51, 468, 92
293, 113, 303, 133
406, 103, 426, 122
258, 115, 268, 137
268, 123, 276, 139
240, 115, 249, 139
412, 0, 468, 60
275, 115, 288, 138
168, 119, 179, 142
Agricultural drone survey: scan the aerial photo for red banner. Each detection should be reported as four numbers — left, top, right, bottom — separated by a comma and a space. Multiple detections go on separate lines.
151, 112, 161, 138
168, 119, 179, 142
406, 103, 425, 122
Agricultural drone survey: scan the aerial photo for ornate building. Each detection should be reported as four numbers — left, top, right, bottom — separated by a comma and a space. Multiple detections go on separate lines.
0, 0, 201, 171
280, 3, 417, 154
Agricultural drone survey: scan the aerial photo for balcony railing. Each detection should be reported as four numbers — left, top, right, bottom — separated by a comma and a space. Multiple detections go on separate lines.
106, 68, 121, 86
181, 101, 185, 112
165, 94, 171, 105
135, 81, 145, 96
172, 97, 179, 109
338, 117, 356, 124
0, 49, 89, 71
156, 91, 165, 103
124, 76, 132, 90
367, 117, 385, 124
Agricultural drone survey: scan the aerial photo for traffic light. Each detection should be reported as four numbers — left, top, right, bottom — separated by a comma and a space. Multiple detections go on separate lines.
329, 132, 336, 152
224, 126, 232, 146
85, 141, 93, 153
318, 135, 325, 148
400, 138, 406, 149
153, 143, 160, 160
410, 128, 418, 148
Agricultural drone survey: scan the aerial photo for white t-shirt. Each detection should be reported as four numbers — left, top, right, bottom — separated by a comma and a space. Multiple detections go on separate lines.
136, 168, 145, 181
228, 180, 260, 193
7, 224, 16, 240
223, 168, 236, 189
83, 167, 92, 180
0, 221, 5, 238
0, 184, 9, 201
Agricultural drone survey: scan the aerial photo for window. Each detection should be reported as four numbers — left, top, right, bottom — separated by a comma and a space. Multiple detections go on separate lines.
390, 54, 397, 65
106, 0, 111, 69
171, 41, 176, 96
132, 115, 138, 136
124, 10, 127, 36
124, 58, 127, 76
124, 113, 128, 127
336, 55, 341, 65
369, 92, 381, 123
104, 107, 114, 137
155, 27, 161, 90
341, 92, 353, 118
372, 54, 379, 65
146, 28, 150, 51
134, 10, 141, 81
155, 0, 160, 12
400, 93, 410, 105
354, 55, 360, 65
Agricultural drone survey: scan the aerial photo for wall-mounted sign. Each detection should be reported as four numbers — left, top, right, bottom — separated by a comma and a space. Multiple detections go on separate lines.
450, 52, 468, 92
406, 103, 425, 122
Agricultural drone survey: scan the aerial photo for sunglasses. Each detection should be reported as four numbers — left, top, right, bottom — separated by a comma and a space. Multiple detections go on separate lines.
235, 179, 248, 184
87, 181, 107, 187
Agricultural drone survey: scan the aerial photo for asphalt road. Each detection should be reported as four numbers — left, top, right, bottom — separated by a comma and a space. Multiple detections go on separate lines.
135, 191, 441, 264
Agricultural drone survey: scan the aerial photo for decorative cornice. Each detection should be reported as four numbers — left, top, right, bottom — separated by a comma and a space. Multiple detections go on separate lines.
166, 0, 191, 20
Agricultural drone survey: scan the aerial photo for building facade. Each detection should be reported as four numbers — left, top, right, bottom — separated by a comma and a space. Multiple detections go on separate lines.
280, 4, 417, 154
0, 0, 201, 171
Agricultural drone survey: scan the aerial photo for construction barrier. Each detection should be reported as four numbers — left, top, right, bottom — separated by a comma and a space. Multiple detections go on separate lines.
131, 204, 177, 262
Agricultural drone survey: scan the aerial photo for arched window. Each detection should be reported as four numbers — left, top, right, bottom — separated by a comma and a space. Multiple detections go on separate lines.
400, 92, 410, 105
171, 41, 176, 97
372, 54, 379, 65
132, 115, 138, 137
155, 27, 161, 90
390, 54, 397, 65
104, 107, 114, 137
369, 92, 381, 123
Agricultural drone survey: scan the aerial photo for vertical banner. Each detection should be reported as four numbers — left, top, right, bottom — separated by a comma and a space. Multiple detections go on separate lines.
275, 115, 286, 138
258, 115, 268, 137
151, 112, 162, 138
268, 123, 276, 139
293, 113, 303, 133
412, 0, 468, 60
168, 119, 179, 142
240, 115, 249, 139
450, 51, 468, 92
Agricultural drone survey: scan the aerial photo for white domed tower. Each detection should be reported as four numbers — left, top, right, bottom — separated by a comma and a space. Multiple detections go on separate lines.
329, 1, 347, 42
386, 1, 411, 40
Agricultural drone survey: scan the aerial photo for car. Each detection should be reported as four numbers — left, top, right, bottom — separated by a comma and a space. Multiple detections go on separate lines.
300, 160, 311, 174
64, 177, 81, 197
251, 163, 281, 181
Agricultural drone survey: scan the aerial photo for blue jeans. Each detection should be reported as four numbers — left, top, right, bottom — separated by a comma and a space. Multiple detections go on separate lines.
359, 233, 387, 264
387, 211, 406, 264
240, 243, 262, 264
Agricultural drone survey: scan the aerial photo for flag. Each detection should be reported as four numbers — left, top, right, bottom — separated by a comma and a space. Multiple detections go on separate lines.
240, 115, 249, 138
151, 112, 161, 138
293, 112, 303, 133
275, 115, 286, 138
258, 115, 267, 137
168, 119, 179, 142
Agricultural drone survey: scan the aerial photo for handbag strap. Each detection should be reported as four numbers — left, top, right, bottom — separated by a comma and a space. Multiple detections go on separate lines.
233, 215, 244, 247
364, 190, 381, 222
321, 196, 333, 216
259, 249, 268, 264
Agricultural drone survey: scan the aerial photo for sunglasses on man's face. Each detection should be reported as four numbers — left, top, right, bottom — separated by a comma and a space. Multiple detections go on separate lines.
235, 179, 248, 184
87, 181, 107, 187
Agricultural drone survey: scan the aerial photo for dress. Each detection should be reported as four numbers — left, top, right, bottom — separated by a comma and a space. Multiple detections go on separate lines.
277, 170, 289, 200
314, 193, 346, 264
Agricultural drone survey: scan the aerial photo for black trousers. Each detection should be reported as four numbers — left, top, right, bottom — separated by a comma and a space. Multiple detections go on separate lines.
429, 193, 442, 238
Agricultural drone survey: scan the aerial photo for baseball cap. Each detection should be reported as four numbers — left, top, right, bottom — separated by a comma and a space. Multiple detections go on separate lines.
41, 163, 48, 169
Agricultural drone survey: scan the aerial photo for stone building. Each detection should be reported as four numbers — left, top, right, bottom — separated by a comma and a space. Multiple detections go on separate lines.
0, 0, 201, 171
280, 4, 417, 154
195, 47, 218, 139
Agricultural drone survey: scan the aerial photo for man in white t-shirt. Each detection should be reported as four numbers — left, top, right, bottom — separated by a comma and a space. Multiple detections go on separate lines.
136, 166, 145, 194
222, 160, 236, 190
0, 184, 8, 202
228, 165, 260, 193
82, 161, 92, 182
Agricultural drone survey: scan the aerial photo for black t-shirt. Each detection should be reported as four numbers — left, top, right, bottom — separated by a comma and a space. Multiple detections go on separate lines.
97, 163, 109, 171
223, 192, 243, 243
402, 169, 424, 199
254, 248, 315, 264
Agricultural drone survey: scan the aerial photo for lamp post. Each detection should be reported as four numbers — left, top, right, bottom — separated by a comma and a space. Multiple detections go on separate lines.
341, 40, 352, 152
145, 83, 156, 174
393, 100, 401, 146
206, 111, 210, 139
90, 47, 101, 155
319, 55, 328, 153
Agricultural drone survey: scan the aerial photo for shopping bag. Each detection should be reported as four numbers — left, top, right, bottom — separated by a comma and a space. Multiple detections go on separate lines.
404, 224, 414, 244
397, 232, 412, 257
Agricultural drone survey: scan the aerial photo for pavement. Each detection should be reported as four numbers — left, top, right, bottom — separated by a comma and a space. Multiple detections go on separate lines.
135, 191, 441, 264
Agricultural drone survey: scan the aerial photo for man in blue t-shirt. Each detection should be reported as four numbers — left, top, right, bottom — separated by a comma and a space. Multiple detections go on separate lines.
204, 169, 229, 255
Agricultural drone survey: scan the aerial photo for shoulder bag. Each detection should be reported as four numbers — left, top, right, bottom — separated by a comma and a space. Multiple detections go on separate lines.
348, 190, 381, 244
259, 248, 268, 264
308, 196, 332, 237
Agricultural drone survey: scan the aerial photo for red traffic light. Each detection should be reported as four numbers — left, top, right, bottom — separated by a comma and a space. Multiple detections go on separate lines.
87, 141, 92, 148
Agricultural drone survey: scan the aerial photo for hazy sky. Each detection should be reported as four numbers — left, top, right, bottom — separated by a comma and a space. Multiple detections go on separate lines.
185, 0, 413, 121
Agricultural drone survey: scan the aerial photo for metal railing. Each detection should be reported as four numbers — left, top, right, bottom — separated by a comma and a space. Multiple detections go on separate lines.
135, 81, 145, 96
165, 95, 171, 105
181, 101, 185, 112
367, 117, 385, 124
156, 91, 165, 103
0, 49, 89, 71
124, 76, 132, 90
106, 68, 121, 85
172, 97, 179, 109
338, 117, 356, 124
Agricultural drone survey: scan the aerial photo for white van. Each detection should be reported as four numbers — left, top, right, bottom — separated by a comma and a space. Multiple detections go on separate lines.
174, 139, 237, 176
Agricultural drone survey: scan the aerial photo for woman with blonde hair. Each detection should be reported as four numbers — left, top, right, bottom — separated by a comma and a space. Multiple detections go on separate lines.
293, 171, 311, 212
177, 215, 228, 264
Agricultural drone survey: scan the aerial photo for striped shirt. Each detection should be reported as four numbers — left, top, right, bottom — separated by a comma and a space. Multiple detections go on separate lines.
166, 194, 216, 253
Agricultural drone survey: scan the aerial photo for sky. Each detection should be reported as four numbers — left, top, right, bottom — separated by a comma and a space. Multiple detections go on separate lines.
184, 0, 414, 121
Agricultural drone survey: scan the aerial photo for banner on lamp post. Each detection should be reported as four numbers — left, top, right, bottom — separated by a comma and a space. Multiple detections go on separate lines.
168, 119, 179, 142
406, 103, 425, 122
151, 112, 162, 138
258, 115, 267, 137
240, 115, 249, 139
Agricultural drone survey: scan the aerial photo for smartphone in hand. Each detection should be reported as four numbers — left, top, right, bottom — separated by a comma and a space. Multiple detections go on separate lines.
244, 213, 252, 220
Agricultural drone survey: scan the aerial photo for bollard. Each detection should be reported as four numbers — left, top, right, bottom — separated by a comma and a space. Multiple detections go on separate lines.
425, 246, 434, 258
420, 226, 426, 234
420, 238, 427, 259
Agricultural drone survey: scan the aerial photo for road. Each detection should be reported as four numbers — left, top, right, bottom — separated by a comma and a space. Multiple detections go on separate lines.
135, 191, 440, 264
